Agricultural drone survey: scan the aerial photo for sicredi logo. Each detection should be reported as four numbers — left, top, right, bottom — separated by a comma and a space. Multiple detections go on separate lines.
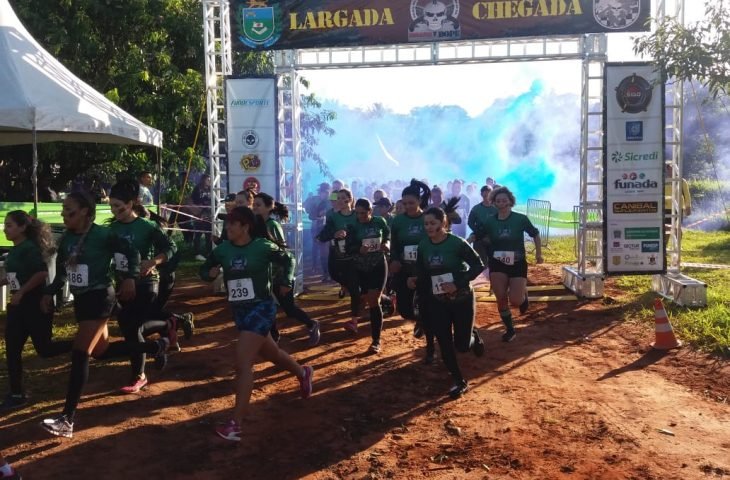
611, 150, 659, 163
230, 98, 270, 107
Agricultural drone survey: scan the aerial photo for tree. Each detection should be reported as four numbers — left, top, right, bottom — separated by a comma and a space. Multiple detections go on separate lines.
634, 1, 730, 97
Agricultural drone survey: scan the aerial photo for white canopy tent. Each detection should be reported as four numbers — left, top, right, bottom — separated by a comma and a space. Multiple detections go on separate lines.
0, 0, 162, 207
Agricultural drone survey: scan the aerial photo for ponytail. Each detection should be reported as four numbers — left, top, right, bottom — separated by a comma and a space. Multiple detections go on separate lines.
254, 192, 290, 222
6, 210, 56, 260
401, 179, 431, 210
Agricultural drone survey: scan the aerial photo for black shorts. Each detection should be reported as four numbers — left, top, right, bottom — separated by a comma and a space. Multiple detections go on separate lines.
356, 258, 388, 292
73, 287, 117, 322
488, 258, 528, 279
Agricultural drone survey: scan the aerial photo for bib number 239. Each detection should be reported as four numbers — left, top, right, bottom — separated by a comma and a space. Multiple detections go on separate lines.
67, 264, 89, 287
228, 278, 254, 301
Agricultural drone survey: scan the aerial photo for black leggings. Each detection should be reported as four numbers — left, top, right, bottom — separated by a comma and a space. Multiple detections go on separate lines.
274, 286, 314, 329
117, 282, 167, 378
4, 290, 73, 395
424, 292, 475, 381
354, 258, 387, 343
392, 271, 416, 320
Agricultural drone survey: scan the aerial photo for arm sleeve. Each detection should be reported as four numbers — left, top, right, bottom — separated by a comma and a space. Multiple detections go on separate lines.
524, 216, 540, 238
381, 218, 391, 244
390, 220, 401, 262
455, 241, 485, 288
269, 243, 295, 286
316, 213, 335, 242
110, 231, 141, 280
467, 206, 479, 235
199, 248, 221, 281
152, 225, 177, 263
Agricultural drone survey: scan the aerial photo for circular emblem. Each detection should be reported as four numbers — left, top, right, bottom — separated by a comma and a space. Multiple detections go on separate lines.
242, 129, 259, 149
615, 74, 653, 114
240, 153, 261, 172
243, 177, 261, 193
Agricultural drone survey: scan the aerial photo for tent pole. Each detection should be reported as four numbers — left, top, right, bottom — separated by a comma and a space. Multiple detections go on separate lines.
155, 147, 162, 215
32, 127, 38, 217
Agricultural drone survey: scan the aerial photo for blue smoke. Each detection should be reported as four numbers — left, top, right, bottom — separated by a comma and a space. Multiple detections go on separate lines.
304, 79, 581, 210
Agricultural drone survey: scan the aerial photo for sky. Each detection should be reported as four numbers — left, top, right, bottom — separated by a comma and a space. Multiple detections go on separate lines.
298, 1, 706, 211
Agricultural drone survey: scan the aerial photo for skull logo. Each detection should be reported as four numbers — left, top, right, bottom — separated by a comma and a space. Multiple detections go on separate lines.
423, 1, 447, 31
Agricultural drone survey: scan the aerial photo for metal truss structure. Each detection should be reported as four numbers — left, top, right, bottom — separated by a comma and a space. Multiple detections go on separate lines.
203, 0, 701, 304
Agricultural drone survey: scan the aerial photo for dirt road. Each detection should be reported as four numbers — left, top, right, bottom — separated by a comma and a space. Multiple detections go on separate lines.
2, 265, 728, 479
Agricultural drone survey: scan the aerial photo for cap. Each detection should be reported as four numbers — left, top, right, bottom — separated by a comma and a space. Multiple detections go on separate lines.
373, 197, 393, 209
224, 193, 237, 202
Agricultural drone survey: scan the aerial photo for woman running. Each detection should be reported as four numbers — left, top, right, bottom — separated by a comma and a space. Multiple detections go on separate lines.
345, 198, 390, 353
467, 185, 497, 273
317, 189, 359, 307
109, 180, 178, 392
200, 206, 313, 442
389, 180, 436, 363
39, 192, 166, 438
253, 192, 320, 346
408, 206, 485, 398
482, 187, 542, 342
1, 211, 72, 410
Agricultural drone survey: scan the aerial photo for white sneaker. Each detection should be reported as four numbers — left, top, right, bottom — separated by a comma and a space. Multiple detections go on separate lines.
195, 254, 207, 262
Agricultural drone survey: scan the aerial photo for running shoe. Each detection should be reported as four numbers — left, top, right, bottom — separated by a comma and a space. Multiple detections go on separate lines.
519, 293, 529, 314
343, 318, 358, 333
472, 329, 485, 357
154, 337, 170, 370
167, 316, 180, 352
502, 330, 517, 343
180, 312, 195, 340
215, 419, 242, 442
307, 320, 321, 347
120, 375, 148, 394
0, 393, 27, 411
41, 414, 73, 438
413, 322, 424, 339
448, 379, 468, 399
299, 365, 314, 399
0, 466, 21, 479
369, 342, 381, 354
195, 254, 207, 262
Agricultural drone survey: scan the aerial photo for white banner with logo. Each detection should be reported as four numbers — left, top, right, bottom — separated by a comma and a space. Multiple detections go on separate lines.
225, 77, 278, 196
604, 63, 665, 275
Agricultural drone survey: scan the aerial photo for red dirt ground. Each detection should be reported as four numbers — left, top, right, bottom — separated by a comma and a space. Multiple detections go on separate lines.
2, 264, 729, 479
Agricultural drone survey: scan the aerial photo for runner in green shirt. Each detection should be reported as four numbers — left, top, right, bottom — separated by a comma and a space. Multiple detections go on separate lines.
342, 199, 390, 353
200, 206, 313, 442
1, 211, 72, 410
253, 192, 320, 347
408, 206, 485, 399
468, 185, 498, 270
482, 186, 543, 343
389, 179, 437, 363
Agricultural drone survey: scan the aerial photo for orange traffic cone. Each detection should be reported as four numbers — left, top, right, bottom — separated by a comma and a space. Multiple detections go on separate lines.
651, 298, 682, 350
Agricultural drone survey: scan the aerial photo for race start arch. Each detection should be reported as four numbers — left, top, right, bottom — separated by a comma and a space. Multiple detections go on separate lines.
202, 0, 705, 305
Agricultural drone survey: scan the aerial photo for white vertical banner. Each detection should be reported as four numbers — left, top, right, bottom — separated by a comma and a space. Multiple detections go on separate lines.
604, 63, 665, 275
225, 77, 278, 196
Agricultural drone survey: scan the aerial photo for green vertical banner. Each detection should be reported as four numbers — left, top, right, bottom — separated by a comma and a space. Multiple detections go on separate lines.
231, 0, 650, 51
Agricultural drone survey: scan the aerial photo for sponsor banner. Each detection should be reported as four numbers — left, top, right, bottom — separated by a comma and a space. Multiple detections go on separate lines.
230, 0, 650, 51
603, 63, 665, 274
225, 78, 279, 197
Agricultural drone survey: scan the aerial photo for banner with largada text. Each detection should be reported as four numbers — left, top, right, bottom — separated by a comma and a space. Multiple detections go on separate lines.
231, 0, 651, 51
603, 63, 665, 276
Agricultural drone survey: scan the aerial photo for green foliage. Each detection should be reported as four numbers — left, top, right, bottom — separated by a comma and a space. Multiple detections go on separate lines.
634, 2, 730, 97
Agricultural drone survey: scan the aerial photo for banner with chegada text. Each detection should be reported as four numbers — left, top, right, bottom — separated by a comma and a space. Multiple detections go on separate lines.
225, 77, 279, 198
603, 63, 665, 275
231, 0, 650, 51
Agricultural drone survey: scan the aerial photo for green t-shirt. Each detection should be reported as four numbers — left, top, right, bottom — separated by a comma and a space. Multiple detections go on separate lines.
390, 212, 425, 267
468, 203, 498, 238
200, 237, 294, 305
346, 216, 390, 271
45, 223, 140, 295
319, 210, 358, 259
481, 212, 539, 263
109, 217, 177, 283
265, 218, 286, 245
4, 239, 47, 293
415, 233, 484, 301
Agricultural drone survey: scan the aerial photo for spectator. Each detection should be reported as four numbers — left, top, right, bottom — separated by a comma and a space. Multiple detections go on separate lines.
191, 174, 212, 261
38, 177, 59, 202
450, 180, 470, 238
138, 171, 155, 205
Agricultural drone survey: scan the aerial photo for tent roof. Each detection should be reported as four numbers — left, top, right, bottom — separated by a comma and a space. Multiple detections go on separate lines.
0, 0, 162, 147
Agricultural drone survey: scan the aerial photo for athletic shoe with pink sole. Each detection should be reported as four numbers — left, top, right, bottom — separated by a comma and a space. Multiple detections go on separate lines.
343, 318, 358, 333
299, 365, 314, 399
215, 419, 241, 442
120, 375, 148, 394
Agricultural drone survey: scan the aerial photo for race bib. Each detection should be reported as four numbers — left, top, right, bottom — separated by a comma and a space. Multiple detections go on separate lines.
403, 245, 418, 262
362, 238, 381, 252
114, 253, 129, 272
67, 264, 89, 287
227, 278, 254, 302
6, 272, 20, 292
494, 250, 515, 265
431, 273, 454, 295
331, 239, 346, 253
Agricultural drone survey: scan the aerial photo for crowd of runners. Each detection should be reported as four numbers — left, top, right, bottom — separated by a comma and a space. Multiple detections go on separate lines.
0, 174, 542, 468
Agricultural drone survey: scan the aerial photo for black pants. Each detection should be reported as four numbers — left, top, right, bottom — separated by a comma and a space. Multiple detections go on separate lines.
5, 289, 73, 394
425, 292, 475, 381
274, 286, 314, 329
353, 259, 387, 343
117, 282, 166, 378
392, 271, 416, 320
